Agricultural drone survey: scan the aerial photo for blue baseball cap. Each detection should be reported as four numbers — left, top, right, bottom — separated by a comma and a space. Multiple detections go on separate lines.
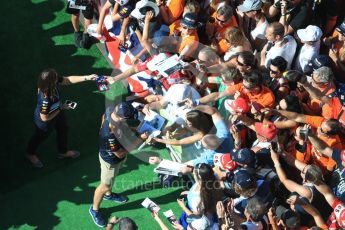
181, 13, 198, 29
115, 102, 136, 119
238, 0, 262, 13
309, 55, 330, 70
232, 148, 256, 167
233, 169, 256, 189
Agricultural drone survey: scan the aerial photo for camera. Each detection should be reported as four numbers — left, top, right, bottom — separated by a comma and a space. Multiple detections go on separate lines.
274, 0, 294, 9
299, 128, 309, 141
271, 142, 279, 152
118, 40, 132, 53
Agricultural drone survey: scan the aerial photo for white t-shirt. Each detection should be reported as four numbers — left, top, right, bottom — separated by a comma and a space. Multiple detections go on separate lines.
294, 41, 320, 72
164, 84, 201, 125
187, 183, 202, 213
265, 35, 297, 69
251, 19, 268, 40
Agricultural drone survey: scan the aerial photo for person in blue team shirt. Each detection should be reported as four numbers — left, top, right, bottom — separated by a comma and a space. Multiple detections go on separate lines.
26, 69, 96, 168
231, 169, 273, 217
90, 102, 142, 228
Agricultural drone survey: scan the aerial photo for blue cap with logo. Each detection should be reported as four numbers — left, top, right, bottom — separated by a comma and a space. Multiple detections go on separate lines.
232, 148, 256, 168
233, 169, 256, 189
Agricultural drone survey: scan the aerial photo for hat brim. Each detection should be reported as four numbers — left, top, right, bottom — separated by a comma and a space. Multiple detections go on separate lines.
297, 29, 309, 41
238, 4, 251, 13
87, 24, 102, 38
131, 2, 159, 19
131, 8, 144, 19
180, 21, 197, 29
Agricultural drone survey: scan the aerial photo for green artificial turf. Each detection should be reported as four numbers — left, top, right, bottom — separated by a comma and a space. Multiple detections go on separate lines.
0, 0, 183, 229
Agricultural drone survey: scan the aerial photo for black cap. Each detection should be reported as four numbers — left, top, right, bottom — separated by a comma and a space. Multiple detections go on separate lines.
275, 206, 300, 228
115, 102, 136, 119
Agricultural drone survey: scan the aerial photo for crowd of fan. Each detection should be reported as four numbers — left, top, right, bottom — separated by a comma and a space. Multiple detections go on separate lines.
64, 0, 345, 229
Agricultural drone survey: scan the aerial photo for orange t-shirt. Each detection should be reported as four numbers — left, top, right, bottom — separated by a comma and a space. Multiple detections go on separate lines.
178, 32, 199, 55
306, 82, 336, 115
293, 143, 312, 164
322, 97, 345, 143
167, 0, 185, 22
305, 115, 342, 172
322, 97, 345, 124
226, 83, 275, 108
169, 19, 181, 35
210, 12, 238, 54
168, 20, 199, 56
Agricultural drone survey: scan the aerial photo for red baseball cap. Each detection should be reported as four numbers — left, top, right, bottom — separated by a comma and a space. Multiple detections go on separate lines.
254, 121, 277, 141
224, 97, 250, 114
213, 153, 237, 171
332, 200, 345, 228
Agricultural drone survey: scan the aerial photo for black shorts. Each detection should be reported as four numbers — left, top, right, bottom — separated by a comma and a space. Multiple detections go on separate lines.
66, 1, 94, 20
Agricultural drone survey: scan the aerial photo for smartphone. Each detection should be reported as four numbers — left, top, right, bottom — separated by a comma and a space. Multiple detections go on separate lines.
179, 194, 187, 200
96, 75, 109, 92
177, 100, 186, 107
299, 128, 309, 141
65, 100, 77, 109
271, 142, 278, 152
222, 197, 230, 206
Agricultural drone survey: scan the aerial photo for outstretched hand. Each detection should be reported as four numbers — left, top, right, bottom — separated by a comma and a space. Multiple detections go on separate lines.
86, 74, 98, 81
106, 76, 116, 85
145, 11, 154, 23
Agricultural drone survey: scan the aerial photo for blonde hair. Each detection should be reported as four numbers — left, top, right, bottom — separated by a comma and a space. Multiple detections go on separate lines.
234, 183, 257, 197
225, 27, 245, 47
183, 0, 200, 14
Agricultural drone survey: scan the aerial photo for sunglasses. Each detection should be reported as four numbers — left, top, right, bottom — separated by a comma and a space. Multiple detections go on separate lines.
270, 68, 279, 74
236, 59, 246, 67
311, 75, 327, 86
197, 58, 206, 64
216, 16, 227, 24
320, 127, 329, 135
182, 26, 194, 30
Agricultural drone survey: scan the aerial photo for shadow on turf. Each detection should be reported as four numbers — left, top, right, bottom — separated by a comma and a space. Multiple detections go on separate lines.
102, 189, 183, 218
0, 0, 115, 229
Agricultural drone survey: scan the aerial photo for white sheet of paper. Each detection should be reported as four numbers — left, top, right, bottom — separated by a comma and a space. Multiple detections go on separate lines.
154, 160, 186, 176
141, 198, 160, 212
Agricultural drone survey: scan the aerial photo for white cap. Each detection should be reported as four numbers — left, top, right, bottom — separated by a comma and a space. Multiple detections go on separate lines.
297, 25, 323, 42
130, 0, 159, 19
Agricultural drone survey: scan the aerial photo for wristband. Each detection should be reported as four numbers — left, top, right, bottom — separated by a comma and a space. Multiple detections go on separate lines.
193, 99, 200, 106
274, 163, 281, 168
84, 76, 88, 81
